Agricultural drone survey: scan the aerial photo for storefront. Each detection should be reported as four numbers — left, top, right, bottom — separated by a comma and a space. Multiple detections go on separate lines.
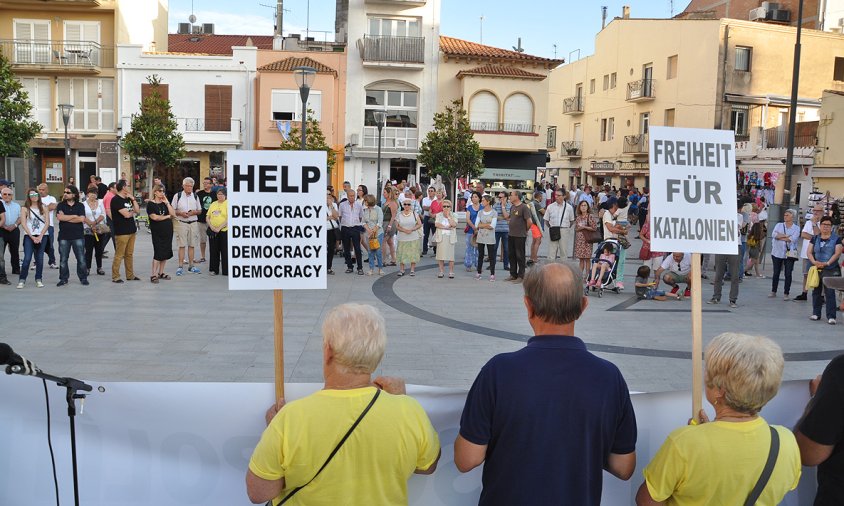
586, 161, 649, 190
475, 150, 547, 191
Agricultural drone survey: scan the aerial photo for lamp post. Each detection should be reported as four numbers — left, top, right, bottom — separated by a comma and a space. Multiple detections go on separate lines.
782, 0, 803, 212
374, 110, 386, 200
59, 103, 74, 184
292, 66, 316, 151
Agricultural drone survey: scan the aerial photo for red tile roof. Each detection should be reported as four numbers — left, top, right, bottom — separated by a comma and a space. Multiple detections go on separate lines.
167, 34, 274, 55
456, 64, 547, 80
258, 56, 337, 75
440, 35, 563, 67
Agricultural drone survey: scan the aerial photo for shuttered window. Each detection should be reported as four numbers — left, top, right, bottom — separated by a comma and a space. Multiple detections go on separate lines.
19, 77, 51, 130
503, 93, 533, 133
271, 89, 322, 122
141, 83, 169, 103
469, 92, 499, 131
205, 85, 232, 132
57, 78, 114, 131
13, 19, 50, 64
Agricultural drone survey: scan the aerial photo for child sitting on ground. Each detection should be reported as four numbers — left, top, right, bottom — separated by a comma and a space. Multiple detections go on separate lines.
588, 243, 616, 286
635, 265, 669, 300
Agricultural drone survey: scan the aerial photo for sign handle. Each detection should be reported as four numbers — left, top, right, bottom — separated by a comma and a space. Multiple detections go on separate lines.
274, 289, 285, 400
691, 253, 703, 420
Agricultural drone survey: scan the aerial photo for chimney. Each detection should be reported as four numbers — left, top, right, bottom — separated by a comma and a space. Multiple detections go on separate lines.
602, 6, 608, 29
622, 5, 631, 19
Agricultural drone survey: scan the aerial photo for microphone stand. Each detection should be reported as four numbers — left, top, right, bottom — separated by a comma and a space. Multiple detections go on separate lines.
6, 366, 92, 506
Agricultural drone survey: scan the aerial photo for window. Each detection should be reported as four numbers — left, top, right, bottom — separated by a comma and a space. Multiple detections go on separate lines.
735, 46, 752, 72
271, 89, 322, 121
364, 88, 417, 127
57, 78, 114, 131
640, 112, 650, 135
575, 83, 583, 98
610, 72, 617, 89
64, 20, 101, 65
13, 19, 51, 64
601, 119, 607, 141
205, 85, 232, 132
664, 108, 675, 127
18, 77, 51, 130
667, 55, 678, 79
730, 105, 749, 136
590, 79, 596, 94
503, 93, 534, 132
141, 82, 169, 102
601, 117, 615, 141
834, 57, 844, 82
547, 126, 557, 149
469, 91, 499, 130
603, 74, 609, 91
367, 17, 420, 37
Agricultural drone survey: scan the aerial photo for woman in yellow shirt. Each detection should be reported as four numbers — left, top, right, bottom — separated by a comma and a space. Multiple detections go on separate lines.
207, 188, 228, 276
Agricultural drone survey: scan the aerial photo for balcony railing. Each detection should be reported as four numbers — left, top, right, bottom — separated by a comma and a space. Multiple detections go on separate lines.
623, 134, 649, 154
361, 126, 419, 151
358, 35, 425, 64
764, 127, 818, 149
560, 141, 583, 157
626, 79, 655, 101
547, 126, 557, 149
563, 96, 584, 114
470, 122, 538, 134
0, 39, 114, 69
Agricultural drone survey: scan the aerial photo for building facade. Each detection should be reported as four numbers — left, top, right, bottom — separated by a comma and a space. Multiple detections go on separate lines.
813, 90, 844, 195
680, 0, 822, 28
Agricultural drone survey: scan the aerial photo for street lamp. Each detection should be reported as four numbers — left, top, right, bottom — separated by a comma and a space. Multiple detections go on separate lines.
58, 103, 73, 184
292, 66, 316, 151
374, 110, 386, 199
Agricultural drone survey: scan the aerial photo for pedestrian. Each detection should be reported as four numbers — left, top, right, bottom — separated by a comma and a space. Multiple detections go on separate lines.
363, 194, 384, 276
171, 177, 202, 276
17, 188, 50, 289
195, 177, 217, 264
707, 244, 741, 307
795, 205, 824, 301
395, 198, 422, 277
429, 190, 444, 257
613, 196, 631, 290
55, 185, 88, 287
0, 204, 6, 286
474, 195, 497, 281
421, 187, 437, 256
654, 252, 693, 299
433, 199, 458, 279
527, 192, 544, 266
807, 216, 843, 324
745, 221, 766, 278
325, 191, 339, 275
36, 183, 58, 269
146, 184, 175, 282
769, 208, 800, 300
493, 192, 511, 271
95, 176, 108, 199
382, 187, 398, 266
1, 187, 21, 278
455, 263, 637, 505
103, 182, 117, 249
545, 188, 575, 262
339, 188, 365, 275
109, 180, 140, 283
506, 191, 532, 282
574, 200, 597, 279
207, 188, 229, 277
464, 191, 481, 271
82, 187, 108, 276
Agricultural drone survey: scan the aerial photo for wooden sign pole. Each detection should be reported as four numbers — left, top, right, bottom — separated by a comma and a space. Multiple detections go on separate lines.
273, 289, 285, 400
690, 253, 703, 419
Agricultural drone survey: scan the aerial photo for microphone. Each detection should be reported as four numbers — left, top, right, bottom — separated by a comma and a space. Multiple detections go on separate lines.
0, 343, 41, 376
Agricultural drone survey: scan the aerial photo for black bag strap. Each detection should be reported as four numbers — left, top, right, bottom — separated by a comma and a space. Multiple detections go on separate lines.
558, 201, 566, 228
278, 388, 381, 505
743, 426, 780, 506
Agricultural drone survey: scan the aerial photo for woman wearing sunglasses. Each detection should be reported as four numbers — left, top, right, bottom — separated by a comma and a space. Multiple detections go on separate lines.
395, 199, 422, 276
17, 188, 50, 288
433, 199, 458, 279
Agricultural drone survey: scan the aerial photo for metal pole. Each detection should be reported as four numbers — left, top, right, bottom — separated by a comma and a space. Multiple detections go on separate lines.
782, 0, 803, 210
299, 87, 308, 151
64, 121, 70, 183
376, 122, 383, 200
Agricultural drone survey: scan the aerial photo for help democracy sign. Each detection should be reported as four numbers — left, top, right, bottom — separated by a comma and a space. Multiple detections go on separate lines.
226, 150, 327, 290
648, 126, 739, 255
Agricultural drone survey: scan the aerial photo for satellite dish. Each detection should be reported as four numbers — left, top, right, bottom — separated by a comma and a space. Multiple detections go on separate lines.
189, 14, 197, 24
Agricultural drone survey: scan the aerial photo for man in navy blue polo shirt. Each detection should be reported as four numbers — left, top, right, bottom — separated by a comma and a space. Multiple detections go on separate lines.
454, 262, 637, 505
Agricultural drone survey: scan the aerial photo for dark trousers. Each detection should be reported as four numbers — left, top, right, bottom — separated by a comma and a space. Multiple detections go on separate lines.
495, 231, 510, 269
107, 217, 116, 248
341, 226, 363, 270
712, 253, 741, 302
44, 226, 56, 265
477, 243, 497, 276
209, 230, 228, 275
2, 227, 21, 273
85, 233, 109, 271
771, 256, 797, 295
327, 228, 338, 270
813, 270, 840, 319
508, 235, 526, 279
59, 238, 87, 283
422, 216, 435, 254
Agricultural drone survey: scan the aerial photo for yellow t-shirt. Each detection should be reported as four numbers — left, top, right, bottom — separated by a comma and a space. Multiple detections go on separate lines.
643, 417, 801, 506
248, 387, 440, 506
207, 200, 228, 232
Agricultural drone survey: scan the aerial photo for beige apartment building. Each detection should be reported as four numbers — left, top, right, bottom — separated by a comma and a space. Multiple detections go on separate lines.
0, 0, 168, 199
548, 14, 844, 207
814, 90, 844, 196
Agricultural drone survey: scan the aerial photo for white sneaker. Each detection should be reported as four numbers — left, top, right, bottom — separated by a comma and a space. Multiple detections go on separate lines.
16, 282, 24, 289
810, 315, 820, 321
829, 319, 837, 325
35, 280, 44, 288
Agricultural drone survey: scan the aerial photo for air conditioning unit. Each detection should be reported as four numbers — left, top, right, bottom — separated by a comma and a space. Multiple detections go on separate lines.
838, 17, 844, 27
395, 138, 407, 148
749, 7, 767, 21
177, 23, 191, 34
192, 25, 202, 34
769, 9, 791, 22
202, 23, 215, 34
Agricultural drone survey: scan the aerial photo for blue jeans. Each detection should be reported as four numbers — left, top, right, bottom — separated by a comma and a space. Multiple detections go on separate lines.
368, 232, 384, 270
0, 233, 6, 279
20, 236, 47, 282
814, 269, 841, 320
495, 231, 509, 269
44, 226, 56, 265
464, 233, 478, 269
59, 238, 87, 283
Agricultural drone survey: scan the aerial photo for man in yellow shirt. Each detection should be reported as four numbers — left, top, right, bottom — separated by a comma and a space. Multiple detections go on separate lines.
246, 303, 441, 505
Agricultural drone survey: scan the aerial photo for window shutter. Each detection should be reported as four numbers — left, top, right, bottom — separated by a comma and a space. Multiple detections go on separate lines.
205, 85, 232, 131
469, 92, 499, 129
15, 21, 32, 39
141, 83, 169, 104
65, 22, 82, 42
503, 93, 533, 132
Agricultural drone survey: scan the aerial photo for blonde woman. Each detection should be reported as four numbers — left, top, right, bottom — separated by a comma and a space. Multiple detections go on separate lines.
146, 184, 175, 282
433, 199, 458, 279
382, 187, 399, 266
395, 199, 422, 276
363, 194, 384, 275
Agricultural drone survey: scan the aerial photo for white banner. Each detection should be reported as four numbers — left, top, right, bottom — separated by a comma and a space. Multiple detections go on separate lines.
0, 377, 818, 505
226, 150, 327, 290
649, 126, 740, 255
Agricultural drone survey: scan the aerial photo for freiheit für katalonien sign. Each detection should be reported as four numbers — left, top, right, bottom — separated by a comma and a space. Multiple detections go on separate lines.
648, 126, 740, 256
226, 150, 327, 290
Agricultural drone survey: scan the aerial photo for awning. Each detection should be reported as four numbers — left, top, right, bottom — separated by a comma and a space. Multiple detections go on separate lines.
724, 93, 821, 108
186, 144, 241, 153
480, 167, 535, 181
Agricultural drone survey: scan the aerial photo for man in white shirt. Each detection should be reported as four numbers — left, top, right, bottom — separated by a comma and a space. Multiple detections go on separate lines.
795, 204, 824, 301
654, 252, 693, 299
339, 189, 365, 274
544, 189, 575, 261
171, 177, 202, 275
37, 183, 58, 269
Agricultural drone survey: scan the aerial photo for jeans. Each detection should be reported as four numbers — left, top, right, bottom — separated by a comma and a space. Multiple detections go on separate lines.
20, 236, 47, 282
85, 233, 109, 271
59, 238, 86, 283
0, 233, 5, 280
2, 227, 20, 273
209, 230, 228, 275
495, 231, 510, 269
770, 256, 796, 295
508, 236, 526, 279
422, 216, 435, 254
341, 226, 362, 270
477, 243, 496, 276
712, 253, 741, 302
368, 232, 384, 270
464, 233, 478, 269
327, 228, 338, 270
112, 233, 137, 280
44, 226, 56, 265
813, 269, 840, 319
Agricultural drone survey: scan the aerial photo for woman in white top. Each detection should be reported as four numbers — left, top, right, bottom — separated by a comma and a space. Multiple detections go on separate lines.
395, 199, 422, 276
769, 208, 801, 300
326, 191, 340, 275
17, 187, 50, 288
433, 199, 459, 279
474, 195, 498, 281
82, 187, 109, 276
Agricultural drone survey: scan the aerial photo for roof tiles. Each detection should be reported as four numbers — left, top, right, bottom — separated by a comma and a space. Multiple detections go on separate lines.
440, 35, 563, 67
167, 34, 274, 55
258, 56, 337, 75
456, 64, 547, 80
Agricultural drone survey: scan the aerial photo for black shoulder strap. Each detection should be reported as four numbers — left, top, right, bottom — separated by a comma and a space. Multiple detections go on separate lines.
743, 426, 780, 506
278, 388, 381, 505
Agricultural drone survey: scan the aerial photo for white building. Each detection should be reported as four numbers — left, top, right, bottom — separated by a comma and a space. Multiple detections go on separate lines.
117, 44, 256, 198
336, 0, 441, 191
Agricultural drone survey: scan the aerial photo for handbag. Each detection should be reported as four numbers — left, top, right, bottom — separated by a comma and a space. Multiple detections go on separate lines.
279, 389, 381, 505
549, 202, 566, 242
368, 235, 380, 250
95, 222, 110, 235
617, 235, 631, 249
743, 426, 780, 506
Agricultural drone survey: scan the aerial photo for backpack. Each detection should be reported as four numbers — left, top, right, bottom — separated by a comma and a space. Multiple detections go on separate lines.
173, 191, 199, 210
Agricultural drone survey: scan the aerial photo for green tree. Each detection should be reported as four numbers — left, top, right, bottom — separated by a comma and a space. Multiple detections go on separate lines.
418, 100, 483, 197
278, 109, 337, 174
0, 53, 41, 159
120, 75, 185, 178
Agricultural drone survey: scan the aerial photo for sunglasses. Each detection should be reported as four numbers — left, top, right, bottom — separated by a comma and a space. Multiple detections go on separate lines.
28, 193, 38, 197
402, 203, 411, 206
443, 205, 452, 208
63, 191, 73, 194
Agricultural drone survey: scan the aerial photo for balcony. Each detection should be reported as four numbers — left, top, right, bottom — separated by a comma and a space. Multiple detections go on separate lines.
626, 79, 655, 102
764, 124, 818, 149
623, 134, 649, 155
560, 141, 583, 158
0, 39, 114, 72
470, 122, 538, 135
357, 35, 425, 68
360, 126, 419, 152
122, 117, 241, 147
563, 96, 584, 115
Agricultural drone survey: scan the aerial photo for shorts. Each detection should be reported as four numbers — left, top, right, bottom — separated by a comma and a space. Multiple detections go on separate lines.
175, 221, 200, 248
663, 271, 690, 285
197, 222, 208, 244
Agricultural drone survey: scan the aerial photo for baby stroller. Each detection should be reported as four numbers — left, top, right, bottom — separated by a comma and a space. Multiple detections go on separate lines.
586, 239, 621, 297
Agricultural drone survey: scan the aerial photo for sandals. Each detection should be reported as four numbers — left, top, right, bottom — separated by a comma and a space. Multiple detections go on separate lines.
158, 273, 171, 280
409, 271, 415, 277
150, 275, 159, 284
448, 272, 455, 279
398, 271, 405, 277
437, 272, 444, 278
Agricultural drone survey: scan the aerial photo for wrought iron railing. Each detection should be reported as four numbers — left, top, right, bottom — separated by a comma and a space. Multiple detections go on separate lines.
470, 122, 538, 134
358, 35, 425, 64
623, 134, 649, 153
626, 79, 655, 101
0, 39, 113, 68
560, 140, 583, 156
563, 96, 584, 114
764, 128, 817, 149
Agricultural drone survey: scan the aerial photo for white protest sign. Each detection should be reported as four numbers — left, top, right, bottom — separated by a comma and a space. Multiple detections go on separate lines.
649, 126, 739, 255
227, 150, 326, 290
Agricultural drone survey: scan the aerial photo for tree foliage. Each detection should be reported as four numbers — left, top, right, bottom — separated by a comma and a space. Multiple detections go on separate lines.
278, 109, 337, 174
120, 75, 185, 173
418, 100, 483, 195
0, 53, 41, 158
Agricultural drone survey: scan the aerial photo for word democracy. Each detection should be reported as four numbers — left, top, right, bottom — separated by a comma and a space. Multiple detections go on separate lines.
231, 205, 322, 220
651, 216, 736, 242
232, 245, 322, 259
652, 140, 733, 168
230, 225, 322, 239
231, 264, 323, 279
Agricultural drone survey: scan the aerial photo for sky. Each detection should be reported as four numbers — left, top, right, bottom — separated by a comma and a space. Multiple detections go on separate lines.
167, 0, 678, 59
